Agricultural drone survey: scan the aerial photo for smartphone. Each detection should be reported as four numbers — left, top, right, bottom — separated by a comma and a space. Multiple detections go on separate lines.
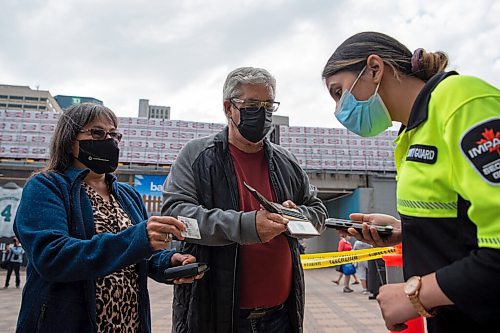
325, 218, 393, 236
163, 262, 209, 282
243, 181, 308, 221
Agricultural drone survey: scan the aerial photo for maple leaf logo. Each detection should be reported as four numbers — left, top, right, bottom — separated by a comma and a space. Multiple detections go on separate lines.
476, 128, 500, 155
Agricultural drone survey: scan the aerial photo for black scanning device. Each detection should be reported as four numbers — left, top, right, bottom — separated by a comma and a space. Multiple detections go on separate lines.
163, 263, 209, 282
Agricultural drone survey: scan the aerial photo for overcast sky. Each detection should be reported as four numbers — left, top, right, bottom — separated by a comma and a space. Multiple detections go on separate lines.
1, 0, 498, 128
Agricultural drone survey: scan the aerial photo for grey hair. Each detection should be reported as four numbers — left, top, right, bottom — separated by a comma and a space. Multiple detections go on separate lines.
222, 67, 276, 101
41, 103, 118, 173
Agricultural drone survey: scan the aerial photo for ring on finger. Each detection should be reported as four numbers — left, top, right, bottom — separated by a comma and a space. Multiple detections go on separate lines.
164, 233, 173, 243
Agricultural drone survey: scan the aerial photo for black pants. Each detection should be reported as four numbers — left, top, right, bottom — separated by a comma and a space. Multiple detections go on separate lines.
367, 259, 386, 296
5, 262, 21, 287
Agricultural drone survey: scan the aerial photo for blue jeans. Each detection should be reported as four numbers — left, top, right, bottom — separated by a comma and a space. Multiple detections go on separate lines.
239, 304, 291, 333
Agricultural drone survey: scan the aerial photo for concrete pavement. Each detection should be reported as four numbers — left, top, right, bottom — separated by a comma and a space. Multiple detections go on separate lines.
0, 268, 388, 332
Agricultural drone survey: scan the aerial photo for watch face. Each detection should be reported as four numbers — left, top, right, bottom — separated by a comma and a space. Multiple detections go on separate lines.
404, 276, 420, 295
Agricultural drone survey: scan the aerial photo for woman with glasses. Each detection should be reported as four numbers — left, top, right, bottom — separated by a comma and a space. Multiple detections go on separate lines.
13, 103, 203, 333
322, 31, 499, 332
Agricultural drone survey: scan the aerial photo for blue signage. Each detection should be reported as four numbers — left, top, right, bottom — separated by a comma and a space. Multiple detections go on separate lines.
134, 174, 167, 197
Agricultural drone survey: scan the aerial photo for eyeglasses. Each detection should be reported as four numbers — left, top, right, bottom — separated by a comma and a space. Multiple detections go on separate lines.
230, 98, 280, 112
79, 128, 123, 142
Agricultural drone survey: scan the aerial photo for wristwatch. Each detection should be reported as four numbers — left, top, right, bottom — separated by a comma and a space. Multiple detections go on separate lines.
404, 276, 435, 318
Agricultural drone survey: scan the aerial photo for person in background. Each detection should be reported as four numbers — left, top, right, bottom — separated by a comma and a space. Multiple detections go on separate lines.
322, 31, 500, 332
162, 67, 327, 333
3, 237, 25, 289
332, 231, 357, 293
14, 103, 203, 333
353, 239, 372, 294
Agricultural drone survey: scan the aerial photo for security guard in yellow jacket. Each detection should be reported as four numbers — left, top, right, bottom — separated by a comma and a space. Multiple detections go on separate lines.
322, 31, 499, 333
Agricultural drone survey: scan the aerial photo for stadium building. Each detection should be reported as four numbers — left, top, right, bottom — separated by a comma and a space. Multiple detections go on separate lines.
0, 108, 398, 253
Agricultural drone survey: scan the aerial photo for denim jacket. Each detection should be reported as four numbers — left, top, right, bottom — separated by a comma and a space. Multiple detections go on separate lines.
14, 167, 175, 333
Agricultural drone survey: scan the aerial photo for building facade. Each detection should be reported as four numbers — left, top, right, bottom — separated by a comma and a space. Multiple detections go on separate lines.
138, 99, 170, 119
0, 85, 62, 113
54, 95, 103, 110
0, 109, 398, 252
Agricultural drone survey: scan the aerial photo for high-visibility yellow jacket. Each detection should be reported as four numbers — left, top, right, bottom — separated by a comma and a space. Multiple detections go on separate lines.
394, 71, 500, 331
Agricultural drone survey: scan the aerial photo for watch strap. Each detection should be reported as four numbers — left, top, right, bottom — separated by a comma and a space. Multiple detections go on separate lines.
407, 287, 435, 318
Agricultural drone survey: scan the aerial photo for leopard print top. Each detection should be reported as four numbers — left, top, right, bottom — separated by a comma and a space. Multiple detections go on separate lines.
83, 183, 140, 333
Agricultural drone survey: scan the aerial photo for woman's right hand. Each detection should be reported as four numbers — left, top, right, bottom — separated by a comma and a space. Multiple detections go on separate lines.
146, 216, 187, 251
348, 213, 402, 247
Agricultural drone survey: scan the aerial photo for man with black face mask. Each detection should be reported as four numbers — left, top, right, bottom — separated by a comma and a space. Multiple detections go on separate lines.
162, 67, 327, 333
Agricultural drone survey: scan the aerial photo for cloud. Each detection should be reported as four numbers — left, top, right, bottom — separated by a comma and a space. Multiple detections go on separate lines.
0, 0, 498, 127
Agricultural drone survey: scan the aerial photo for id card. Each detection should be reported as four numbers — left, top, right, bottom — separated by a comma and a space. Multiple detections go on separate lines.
287, 220, 320, 237
178, 216, 202, 239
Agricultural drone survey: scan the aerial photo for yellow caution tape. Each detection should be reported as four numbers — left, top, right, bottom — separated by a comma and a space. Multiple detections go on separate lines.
300, 246, 396, 270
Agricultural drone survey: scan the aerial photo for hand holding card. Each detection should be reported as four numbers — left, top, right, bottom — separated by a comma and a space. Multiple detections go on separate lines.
178, 216, 202, 240
243, 182, 320, 237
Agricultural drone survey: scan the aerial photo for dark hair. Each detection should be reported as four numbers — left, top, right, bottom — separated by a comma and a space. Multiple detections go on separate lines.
322, 31, 448, 82
42, 103, 118, 173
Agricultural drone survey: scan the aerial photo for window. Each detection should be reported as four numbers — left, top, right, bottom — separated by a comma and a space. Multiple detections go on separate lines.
0, 103, 6, 107
24, 104, 37, 109
39, 97, 48, 102
0, 95, 7, 99
10, 96, 24, 100
7, 103, 22, 108
38, 105, 47, 110
25, 96, 39, 101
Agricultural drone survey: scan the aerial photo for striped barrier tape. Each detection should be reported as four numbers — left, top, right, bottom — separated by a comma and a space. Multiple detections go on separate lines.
300, 246, 396, 270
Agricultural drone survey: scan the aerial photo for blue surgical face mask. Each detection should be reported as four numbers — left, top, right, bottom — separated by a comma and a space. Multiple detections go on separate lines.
335, 66, 392, 137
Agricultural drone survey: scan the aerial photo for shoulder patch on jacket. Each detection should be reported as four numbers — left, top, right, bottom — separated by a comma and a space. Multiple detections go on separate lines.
406, 145, 438, 164
460, 118, 500, 185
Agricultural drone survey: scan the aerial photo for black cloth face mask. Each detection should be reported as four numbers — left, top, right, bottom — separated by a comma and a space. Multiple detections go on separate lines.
234, 107, 273, 143
76, 138, 119, 174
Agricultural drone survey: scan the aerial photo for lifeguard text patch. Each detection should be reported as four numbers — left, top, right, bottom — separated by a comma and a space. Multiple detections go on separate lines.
406, 144, 438, 164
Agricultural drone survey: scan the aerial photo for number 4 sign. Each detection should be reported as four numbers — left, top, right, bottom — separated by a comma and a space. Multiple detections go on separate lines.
0, 184, 23, 238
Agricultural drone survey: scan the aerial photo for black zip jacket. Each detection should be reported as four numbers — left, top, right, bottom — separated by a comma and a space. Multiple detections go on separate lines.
162, 128, 327, 333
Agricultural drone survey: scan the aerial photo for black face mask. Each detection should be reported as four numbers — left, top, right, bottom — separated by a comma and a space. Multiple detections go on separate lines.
76, 138, 119, 174
234, 107, 273, 143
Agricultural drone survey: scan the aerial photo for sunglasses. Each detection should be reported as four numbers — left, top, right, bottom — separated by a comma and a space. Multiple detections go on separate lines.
79, 128, 123, 142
